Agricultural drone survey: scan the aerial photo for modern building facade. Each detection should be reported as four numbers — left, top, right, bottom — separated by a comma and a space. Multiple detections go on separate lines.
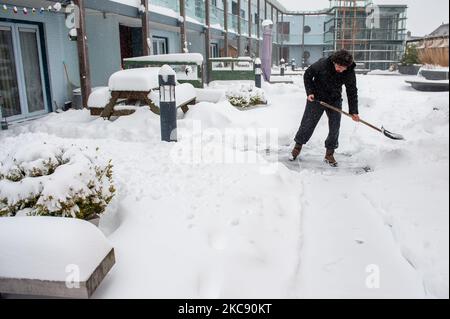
0, 0, 407, 122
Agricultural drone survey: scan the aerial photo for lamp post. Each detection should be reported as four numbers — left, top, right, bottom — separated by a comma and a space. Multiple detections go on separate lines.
255, 58, 262, 89
280, 58, 285, 76
159, 65, 177, 142
291, 58, 296, 72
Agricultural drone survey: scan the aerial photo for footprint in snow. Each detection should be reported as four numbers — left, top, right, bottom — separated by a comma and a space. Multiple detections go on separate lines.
230, 219, 240, 227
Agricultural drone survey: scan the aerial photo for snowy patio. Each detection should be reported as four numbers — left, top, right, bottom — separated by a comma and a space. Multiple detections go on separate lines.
0, 73, 448, 299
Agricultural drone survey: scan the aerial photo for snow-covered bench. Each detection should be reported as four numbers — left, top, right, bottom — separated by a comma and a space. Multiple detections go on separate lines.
0, 217, 115, 299
89, 67, 197, 119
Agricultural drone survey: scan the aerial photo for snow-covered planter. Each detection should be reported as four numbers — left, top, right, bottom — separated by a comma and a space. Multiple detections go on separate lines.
0, 143, 116, 220
226, 85, 267, 108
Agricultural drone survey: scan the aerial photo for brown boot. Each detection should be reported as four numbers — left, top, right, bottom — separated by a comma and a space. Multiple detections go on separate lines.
290, 143, 302, 161
324, 149, 338, 167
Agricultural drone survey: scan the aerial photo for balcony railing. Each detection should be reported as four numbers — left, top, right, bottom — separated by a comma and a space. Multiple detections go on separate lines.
229, 14, 239, 32
151, 0, 179, 12
192, 0, 206, 22
211, 6, 225, 29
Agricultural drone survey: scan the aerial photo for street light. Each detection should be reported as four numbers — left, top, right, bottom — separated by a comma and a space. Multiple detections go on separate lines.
254, 58, 262, 89
280, 58, 286, 76
159, 65, 177, 142
291, 58, 296, 72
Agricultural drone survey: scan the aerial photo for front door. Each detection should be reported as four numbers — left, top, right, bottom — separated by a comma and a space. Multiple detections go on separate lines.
0, 22, 48, 120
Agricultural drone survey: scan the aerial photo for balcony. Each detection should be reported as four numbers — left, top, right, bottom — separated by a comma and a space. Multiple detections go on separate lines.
151, 0, 179, 12
186, 0, 205, 24
211, 6, 225, 30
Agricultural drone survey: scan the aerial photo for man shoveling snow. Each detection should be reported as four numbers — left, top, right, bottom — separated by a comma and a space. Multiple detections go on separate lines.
291, 50, 361, 166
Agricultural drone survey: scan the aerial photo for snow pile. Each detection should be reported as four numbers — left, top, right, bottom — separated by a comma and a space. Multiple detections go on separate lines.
0, 73, 448, 299
225, 84, 267, 108
0, 142, 115, 219
195, 88, 227, 103
0, 217, 112, 281
149, 83, 196, 107
109, 67, 162, 91
124, 53, 204, 66
262, 20, 273, 27
88, 87, 111, 108
367, 69, 401, 76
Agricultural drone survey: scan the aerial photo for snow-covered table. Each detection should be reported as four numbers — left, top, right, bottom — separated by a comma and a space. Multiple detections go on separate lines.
0, 217, 115, 299
89, 68, 197, 118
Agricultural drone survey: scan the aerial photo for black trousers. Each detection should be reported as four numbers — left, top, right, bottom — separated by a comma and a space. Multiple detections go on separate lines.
294, 100, 342, 150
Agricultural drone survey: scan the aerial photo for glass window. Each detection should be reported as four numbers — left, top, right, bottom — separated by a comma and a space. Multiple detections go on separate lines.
152, 37, 168, 55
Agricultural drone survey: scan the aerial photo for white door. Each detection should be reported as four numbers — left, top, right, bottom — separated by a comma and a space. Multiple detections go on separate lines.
0, 22, 48, 121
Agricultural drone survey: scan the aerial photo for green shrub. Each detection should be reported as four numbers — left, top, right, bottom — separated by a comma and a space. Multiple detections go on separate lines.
0, 144, 116, 220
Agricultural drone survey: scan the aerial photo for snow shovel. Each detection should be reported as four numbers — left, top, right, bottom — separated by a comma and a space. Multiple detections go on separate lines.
318, 100, 405, 141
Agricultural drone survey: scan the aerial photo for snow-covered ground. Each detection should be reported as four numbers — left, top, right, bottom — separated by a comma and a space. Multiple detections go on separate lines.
0, 74, 448, 299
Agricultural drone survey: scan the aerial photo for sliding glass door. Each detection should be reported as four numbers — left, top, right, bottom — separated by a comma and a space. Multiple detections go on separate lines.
0, 26, 21, 117
0, 22, 48, 120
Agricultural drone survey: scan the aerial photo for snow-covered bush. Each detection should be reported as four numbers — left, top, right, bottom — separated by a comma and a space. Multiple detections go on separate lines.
0, 143, 116, 220
226, 85, 267, 108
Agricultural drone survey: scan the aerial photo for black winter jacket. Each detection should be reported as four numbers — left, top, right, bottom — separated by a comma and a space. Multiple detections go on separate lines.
304, 57, 359, 115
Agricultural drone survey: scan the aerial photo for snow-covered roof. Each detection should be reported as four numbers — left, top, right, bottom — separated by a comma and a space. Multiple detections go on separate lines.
124, 53, 204, 65
429, 24, 449, 37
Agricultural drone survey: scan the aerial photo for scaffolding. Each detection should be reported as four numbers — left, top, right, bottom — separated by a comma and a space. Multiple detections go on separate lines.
324, 0, 408, 70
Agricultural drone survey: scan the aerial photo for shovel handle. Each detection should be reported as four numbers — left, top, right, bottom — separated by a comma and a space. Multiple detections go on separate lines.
318, 101, 383, 133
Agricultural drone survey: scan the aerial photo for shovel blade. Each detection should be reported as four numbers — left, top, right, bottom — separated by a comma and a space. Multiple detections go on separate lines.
382, 127, 405, 140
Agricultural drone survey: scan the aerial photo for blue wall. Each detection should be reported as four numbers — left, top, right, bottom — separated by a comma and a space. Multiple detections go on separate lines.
151, 28, 181, 54
0, 8, 79, 110
85, 13, 122, 87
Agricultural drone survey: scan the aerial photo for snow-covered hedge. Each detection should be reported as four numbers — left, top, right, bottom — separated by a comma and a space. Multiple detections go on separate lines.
226, 85, 267, 108
0, 143, 116, 220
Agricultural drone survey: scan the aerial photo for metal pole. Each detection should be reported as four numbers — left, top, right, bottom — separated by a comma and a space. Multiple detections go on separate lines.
264, 0, 267, 20
205, 0, 211, 82
248, 0, 252, 56
254, 58, 262, 88
256, 0, 261, 56
301, 14, 305, 69
223, 0, 229, 57
237, 0, 242, 56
